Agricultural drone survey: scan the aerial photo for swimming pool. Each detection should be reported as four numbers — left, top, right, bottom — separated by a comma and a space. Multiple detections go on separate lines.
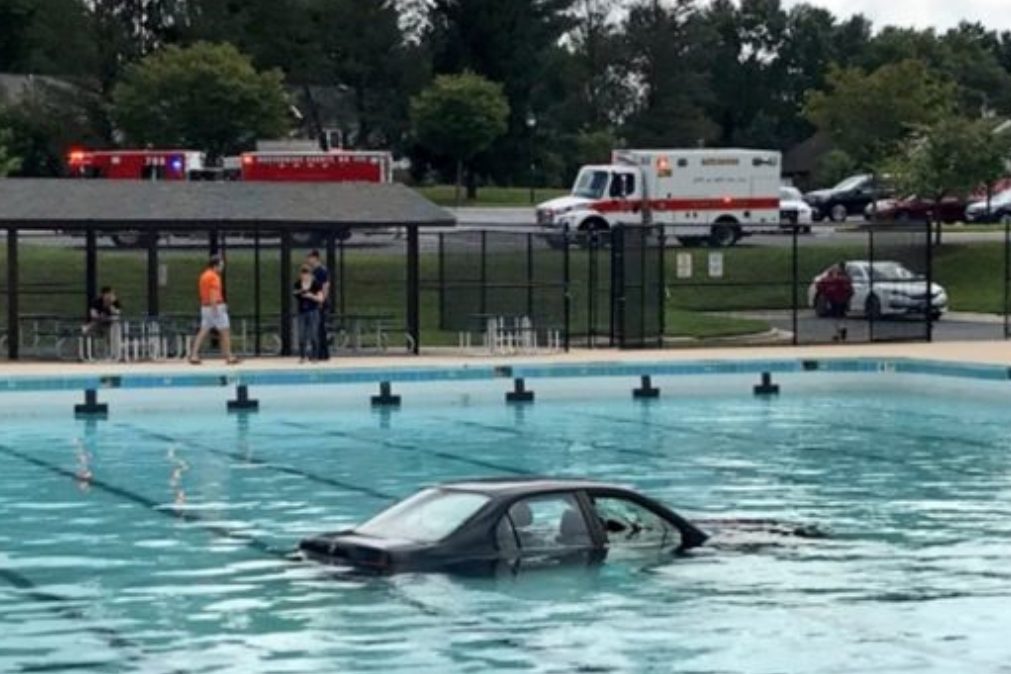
2, 371, 1011, 673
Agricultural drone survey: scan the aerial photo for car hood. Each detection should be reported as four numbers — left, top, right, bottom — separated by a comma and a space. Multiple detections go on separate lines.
537, 195, 592, 214
781, 198, 811, 211
857, 280, 945, 295
804, 189, 833, 202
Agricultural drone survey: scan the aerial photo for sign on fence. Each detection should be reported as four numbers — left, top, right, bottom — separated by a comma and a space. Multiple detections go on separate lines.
676, 253, 693, 279
708, 252, 724, 279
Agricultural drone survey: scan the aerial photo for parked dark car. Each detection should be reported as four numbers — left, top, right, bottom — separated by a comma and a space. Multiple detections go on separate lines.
864, 195, 967, 223
299, 478, 709, 575
805, 174, 892, 222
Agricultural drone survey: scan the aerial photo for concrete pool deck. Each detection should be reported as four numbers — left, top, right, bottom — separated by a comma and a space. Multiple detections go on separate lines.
1, 341, 1010, 378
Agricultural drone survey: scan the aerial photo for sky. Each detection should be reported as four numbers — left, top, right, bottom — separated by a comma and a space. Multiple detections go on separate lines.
783, 0, 1011, 32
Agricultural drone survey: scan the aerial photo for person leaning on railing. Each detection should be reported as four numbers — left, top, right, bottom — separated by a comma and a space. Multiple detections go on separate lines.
83, 285, 122, 359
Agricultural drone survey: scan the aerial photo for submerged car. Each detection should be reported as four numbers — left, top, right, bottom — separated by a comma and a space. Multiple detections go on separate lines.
808, 260, 948, 320
299, 478, 710, 574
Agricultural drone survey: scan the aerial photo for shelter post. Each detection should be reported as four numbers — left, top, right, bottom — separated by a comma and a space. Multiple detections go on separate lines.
85, 227, 97, 312
146, 229, 159, 317
280, 229, 293, 356
407, 225, 420, 355
6, 228, 18, 360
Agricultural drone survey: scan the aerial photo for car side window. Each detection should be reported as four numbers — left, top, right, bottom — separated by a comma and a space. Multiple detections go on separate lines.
505, 494, 591, 551
592, 497, 680, 549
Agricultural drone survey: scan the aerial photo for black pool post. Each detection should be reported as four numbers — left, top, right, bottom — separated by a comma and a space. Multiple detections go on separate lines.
407, 224, 421, 355
6, 227, 18, 360
791, 223, 799, 346
280, 229, 293, 356
146, 228, 159, 318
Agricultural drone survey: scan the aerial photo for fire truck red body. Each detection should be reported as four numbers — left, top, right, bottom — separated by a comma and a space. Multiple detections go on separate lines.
237, 151, 393, 183
67, 150, 205, 180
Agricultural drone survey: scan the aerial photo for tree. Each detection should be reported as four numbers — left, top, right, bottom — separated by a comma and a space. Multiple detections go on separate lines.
305, 0, 425, 151
804, 60, 956, 168
0, 81, 105, 176
111, 42, 290, 158
0, 125, 22, 177
426, 0, 574, 184
410, 72, 509, 203
884, 115, 1011, 243
620, 0, 715, 147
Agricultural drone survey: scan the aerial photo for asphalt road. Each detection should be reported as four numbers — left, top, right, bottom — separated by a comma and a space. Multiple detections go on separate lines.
723, 309, 1006, 343
17, 205, 1006, 251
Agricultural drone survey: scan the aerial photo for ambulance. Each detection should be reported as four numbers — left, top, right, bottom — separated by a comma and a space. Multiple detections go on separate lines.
536, 148, 782, 247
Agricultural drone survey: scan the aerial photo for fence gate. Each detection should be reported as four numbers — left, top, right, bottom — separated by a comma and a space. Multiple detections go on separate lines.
611, 225, 664, 348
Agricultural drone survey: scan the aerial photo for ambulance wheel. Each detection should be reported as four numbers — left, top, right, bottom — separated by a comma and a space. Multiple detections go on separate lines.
709, 222, 739, 248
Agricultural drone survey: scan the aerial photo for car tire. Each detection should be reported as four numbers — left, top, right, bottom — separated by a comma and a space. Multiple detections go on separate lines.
829, 204, 848, 223
814, 294, 831, 318
865, 294, 882, 321
1000, 212, 1011, 226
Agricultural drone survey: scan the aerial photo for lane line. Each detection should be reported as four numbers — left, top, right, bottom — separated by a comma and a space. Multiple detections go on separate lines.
117, 424, 396, 502
0, 443, 287, 558
280, 421, 534, 476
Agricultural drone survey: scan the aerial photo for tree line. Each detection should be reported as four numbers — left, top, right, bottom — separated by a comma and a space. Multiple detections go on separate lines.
3, 0, 1011, 193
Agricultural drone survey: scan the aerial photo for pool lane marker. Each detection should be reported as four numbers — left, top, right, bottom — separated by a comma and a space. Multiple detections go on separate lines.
0, 443, 288, 559
117, 424, 397, 502
279, 421, 535, 476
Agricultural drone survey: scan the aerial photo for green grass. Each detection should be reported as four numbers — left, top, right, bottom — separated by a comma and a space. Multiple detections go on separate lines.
415, 185, 568, 207
2, 238, 1004, 350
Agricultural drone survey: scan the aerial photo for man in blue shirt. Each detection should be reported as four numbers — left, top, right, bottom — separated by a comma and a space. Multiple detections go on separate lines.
306, 250, 331, 360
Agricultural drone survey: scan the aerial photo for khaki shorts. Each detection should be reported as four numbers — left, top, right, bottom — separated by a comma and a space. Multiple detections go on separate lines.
200, 304, 231, 331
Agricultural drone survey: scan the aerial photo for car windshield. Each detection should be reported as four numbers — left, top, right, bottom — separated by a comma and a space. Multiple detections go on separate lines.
573, 170, 610, 199
833, 175, 869, 192
355, 489, 490, 543
865, 262, 918, 281
780, 186, 802, 201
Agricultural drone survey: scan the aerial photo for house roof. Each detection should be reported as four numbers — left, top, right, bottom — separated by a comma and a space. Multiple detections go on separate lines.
0, 179, 455, 230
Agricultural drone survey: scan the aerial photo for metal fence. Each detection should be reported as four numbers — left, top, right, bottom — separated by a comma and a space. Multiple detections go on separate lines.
2, 221, 1009, 360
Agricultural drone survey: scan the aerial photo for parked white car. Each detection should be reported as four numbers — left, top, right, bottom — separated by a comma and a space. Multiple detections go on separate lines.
780, 186, 813, 232
965, 187, 1011, 223
808, 261, 948, 319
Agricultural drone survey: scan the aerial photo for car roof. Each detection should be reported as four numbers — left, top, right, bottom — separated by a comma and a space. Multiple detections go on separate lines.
437, 477, 625, 497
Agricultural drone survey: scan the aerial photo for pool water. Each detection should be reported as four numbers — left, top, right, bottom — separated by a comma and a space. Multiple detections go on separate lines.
2, 380, 1011, 673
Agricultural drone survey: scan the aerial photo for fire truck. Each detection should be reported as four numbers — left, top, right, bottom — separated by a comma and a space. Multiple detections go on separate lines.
235, 150, 393, 183
536, 148, 782, 247
67, 149, 206, 180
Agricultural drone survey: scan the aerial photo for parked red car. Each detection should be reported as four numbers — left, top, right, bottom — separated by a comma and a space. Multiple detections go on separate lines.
865, 195, 967, 223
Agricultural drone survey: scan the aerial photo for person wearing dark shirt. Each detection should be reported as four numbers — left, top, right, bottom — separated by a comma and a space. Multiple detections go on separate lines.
306, 250, 332, 360
84, 286, 123, 359
293, 265, 325, 363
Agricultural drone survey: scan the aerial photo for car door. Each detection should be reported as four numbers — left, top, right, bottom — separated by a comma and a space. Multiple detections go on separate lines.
497, 492, 601, 571
588, 493, 683, 563
845, 263, 869, 312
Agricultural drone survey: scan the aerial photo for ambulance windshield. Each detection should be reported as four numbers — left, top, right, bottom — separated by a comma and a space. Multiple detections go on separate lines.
573, 170, 610, 199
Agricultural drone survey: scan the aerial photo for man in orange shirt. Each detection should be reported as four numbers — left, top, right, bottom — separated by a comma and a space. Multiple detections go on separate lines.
189, 255, 239, 365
